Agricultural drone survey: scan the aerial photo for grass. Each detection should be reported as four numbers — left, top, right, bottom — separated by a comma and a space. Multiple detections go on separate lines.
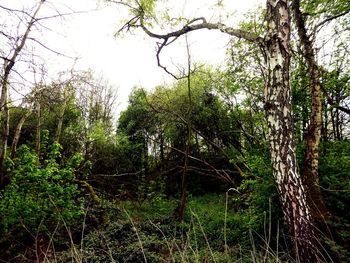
2, 193, 335, 262
52, 193, 293, 262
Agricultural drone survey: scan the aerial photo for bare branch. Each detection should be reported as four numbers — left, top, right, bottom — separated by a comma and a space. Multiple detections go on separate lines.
313, 9, 350, 36
107, 0, 137, 11
0, 4, 33, 18
147, 16, 264, 79
36, 9, 97, 22
27, 37, 77, 59
140, 16, 263, 42
93, 169, 145, 177
1, 1, 46, 111
114, 1, 264, 79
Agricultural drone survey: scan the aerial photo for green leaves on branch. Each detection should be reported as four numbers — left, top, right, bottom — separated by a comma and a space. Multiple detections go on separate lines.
0, 143, 85, 236
139, 0, 155, 15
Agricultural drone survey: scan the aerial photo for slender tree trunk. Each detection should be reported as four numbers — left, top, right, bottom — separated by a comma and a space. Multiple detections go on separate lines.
322, 100, 328, 141
55, 88, 68, 143
331, 110, 336, 140
177, 128, 189, 221
159, 130, 165, 163
292, 0, 329, 225
0, 59, 15, 188
263, 1, 319, 261
0, 85, 9, 188
10, 108, 32, 159
177, 38, 192, 221
36, 99, 41, 162
0, 0, 46, 187
335, 109, 341, 140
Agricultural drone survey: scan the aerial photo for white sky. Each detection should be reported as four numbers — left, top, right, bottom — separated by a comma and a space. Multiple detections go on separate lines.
2, 0, 264, 113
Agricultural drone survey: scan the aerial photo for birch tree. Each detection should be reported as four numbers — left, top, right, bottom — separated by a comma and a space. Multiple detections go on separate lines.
112, 0, 322, 261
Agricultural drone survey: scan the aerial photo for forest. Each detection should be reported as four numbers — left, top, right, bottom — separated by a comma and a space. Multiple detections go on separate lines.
0, 0, 349, 262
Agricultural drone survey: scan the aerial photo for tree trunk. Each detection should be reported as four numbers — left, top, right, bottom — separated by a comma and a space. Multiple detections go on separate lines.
159, 129, 165, 163
55, 88, 68, 143
36, 99, 41, 162
335, 108, 341, 140
0, 59, 15, 188
0, 0, 46, 187
177, 38, 192, 221
263, 1, 319, 261
0, 85, 9, 188
292, 0, 329, 225
177, 134, 189, 221
322, 99, 328, 141
10, 108, 33, 159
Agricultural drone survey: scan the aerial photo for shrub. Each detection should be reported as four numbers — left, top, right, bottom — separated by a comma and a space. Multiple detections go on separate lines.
0, 143, 84, 237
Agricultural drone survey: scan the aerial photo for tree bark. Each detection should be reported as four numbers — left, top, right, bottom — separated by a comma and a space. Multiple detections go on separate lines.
10, 108, 33, 159
36, 99, 41, 162
177, 38, 192, 221
55, 87, 68, 143
292, 0, 329, 225
263, 1, 319, 261
321, 99, 328, 141
0, 87, 9, 187
177, 132, 189, 221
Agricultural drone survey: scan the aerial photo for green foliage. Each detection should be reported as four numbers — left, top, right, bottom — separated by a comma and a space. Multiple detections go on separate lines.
140, 0, 155, 15
302, 0, 350, 17
291, 59, 311, 125
54, 193, 291, 262
121, 191, 176, 221
0, 143, 84, 236
186, 194, 258, 248
319, 141, 350, 212
319, 141, 350, 246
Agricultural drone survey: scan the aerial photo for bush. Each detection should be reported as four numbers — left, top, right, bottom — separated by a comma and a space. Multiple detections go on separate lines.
0, 143, 84, 237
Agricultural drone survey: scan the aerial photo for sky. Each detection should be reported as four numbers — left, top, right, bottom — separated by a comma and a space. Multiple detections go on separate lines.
2, 0, 264, 114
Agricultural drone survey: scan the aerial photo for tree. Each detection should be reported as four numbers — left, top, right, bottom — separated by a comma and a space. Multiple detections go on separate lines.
74, 73, 117, 164
291, 0, 350, 227
10, 99, 34, 159
113, 0, 320, 261
0, 0, 83, 185
0, 0, 46, 187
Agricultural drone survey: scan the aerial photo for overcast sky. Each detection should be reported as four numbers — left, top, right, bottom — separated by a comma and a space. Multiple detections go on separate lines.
3, 0, 264, 113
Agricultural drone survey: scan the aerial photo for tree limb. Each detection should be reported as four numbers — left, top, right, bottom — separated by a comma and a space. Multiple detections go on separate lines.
314, 9, 350, 36
116, 5, 264, 79
140, 16, 263, 43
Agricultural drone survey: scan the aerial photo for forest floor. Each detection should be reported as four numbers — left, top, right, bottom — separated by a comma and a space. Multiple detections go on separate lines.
52, 193, 296, 263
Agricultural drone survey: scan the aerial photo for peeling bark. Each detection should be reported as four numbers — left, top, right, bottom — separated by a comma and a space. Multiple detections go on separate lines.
263, 1, 319, 261
292, 0, 329, 224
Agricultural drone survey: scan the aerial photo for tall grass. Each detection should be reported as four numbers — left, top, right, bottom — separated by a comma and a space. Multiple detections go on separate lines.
22, 194, 334, 263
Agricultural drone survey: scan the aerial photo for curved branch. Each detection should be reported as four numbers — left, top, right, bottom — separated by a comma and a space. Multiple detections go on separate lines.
140, 17, 263, 43
137, 15, 263, 79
